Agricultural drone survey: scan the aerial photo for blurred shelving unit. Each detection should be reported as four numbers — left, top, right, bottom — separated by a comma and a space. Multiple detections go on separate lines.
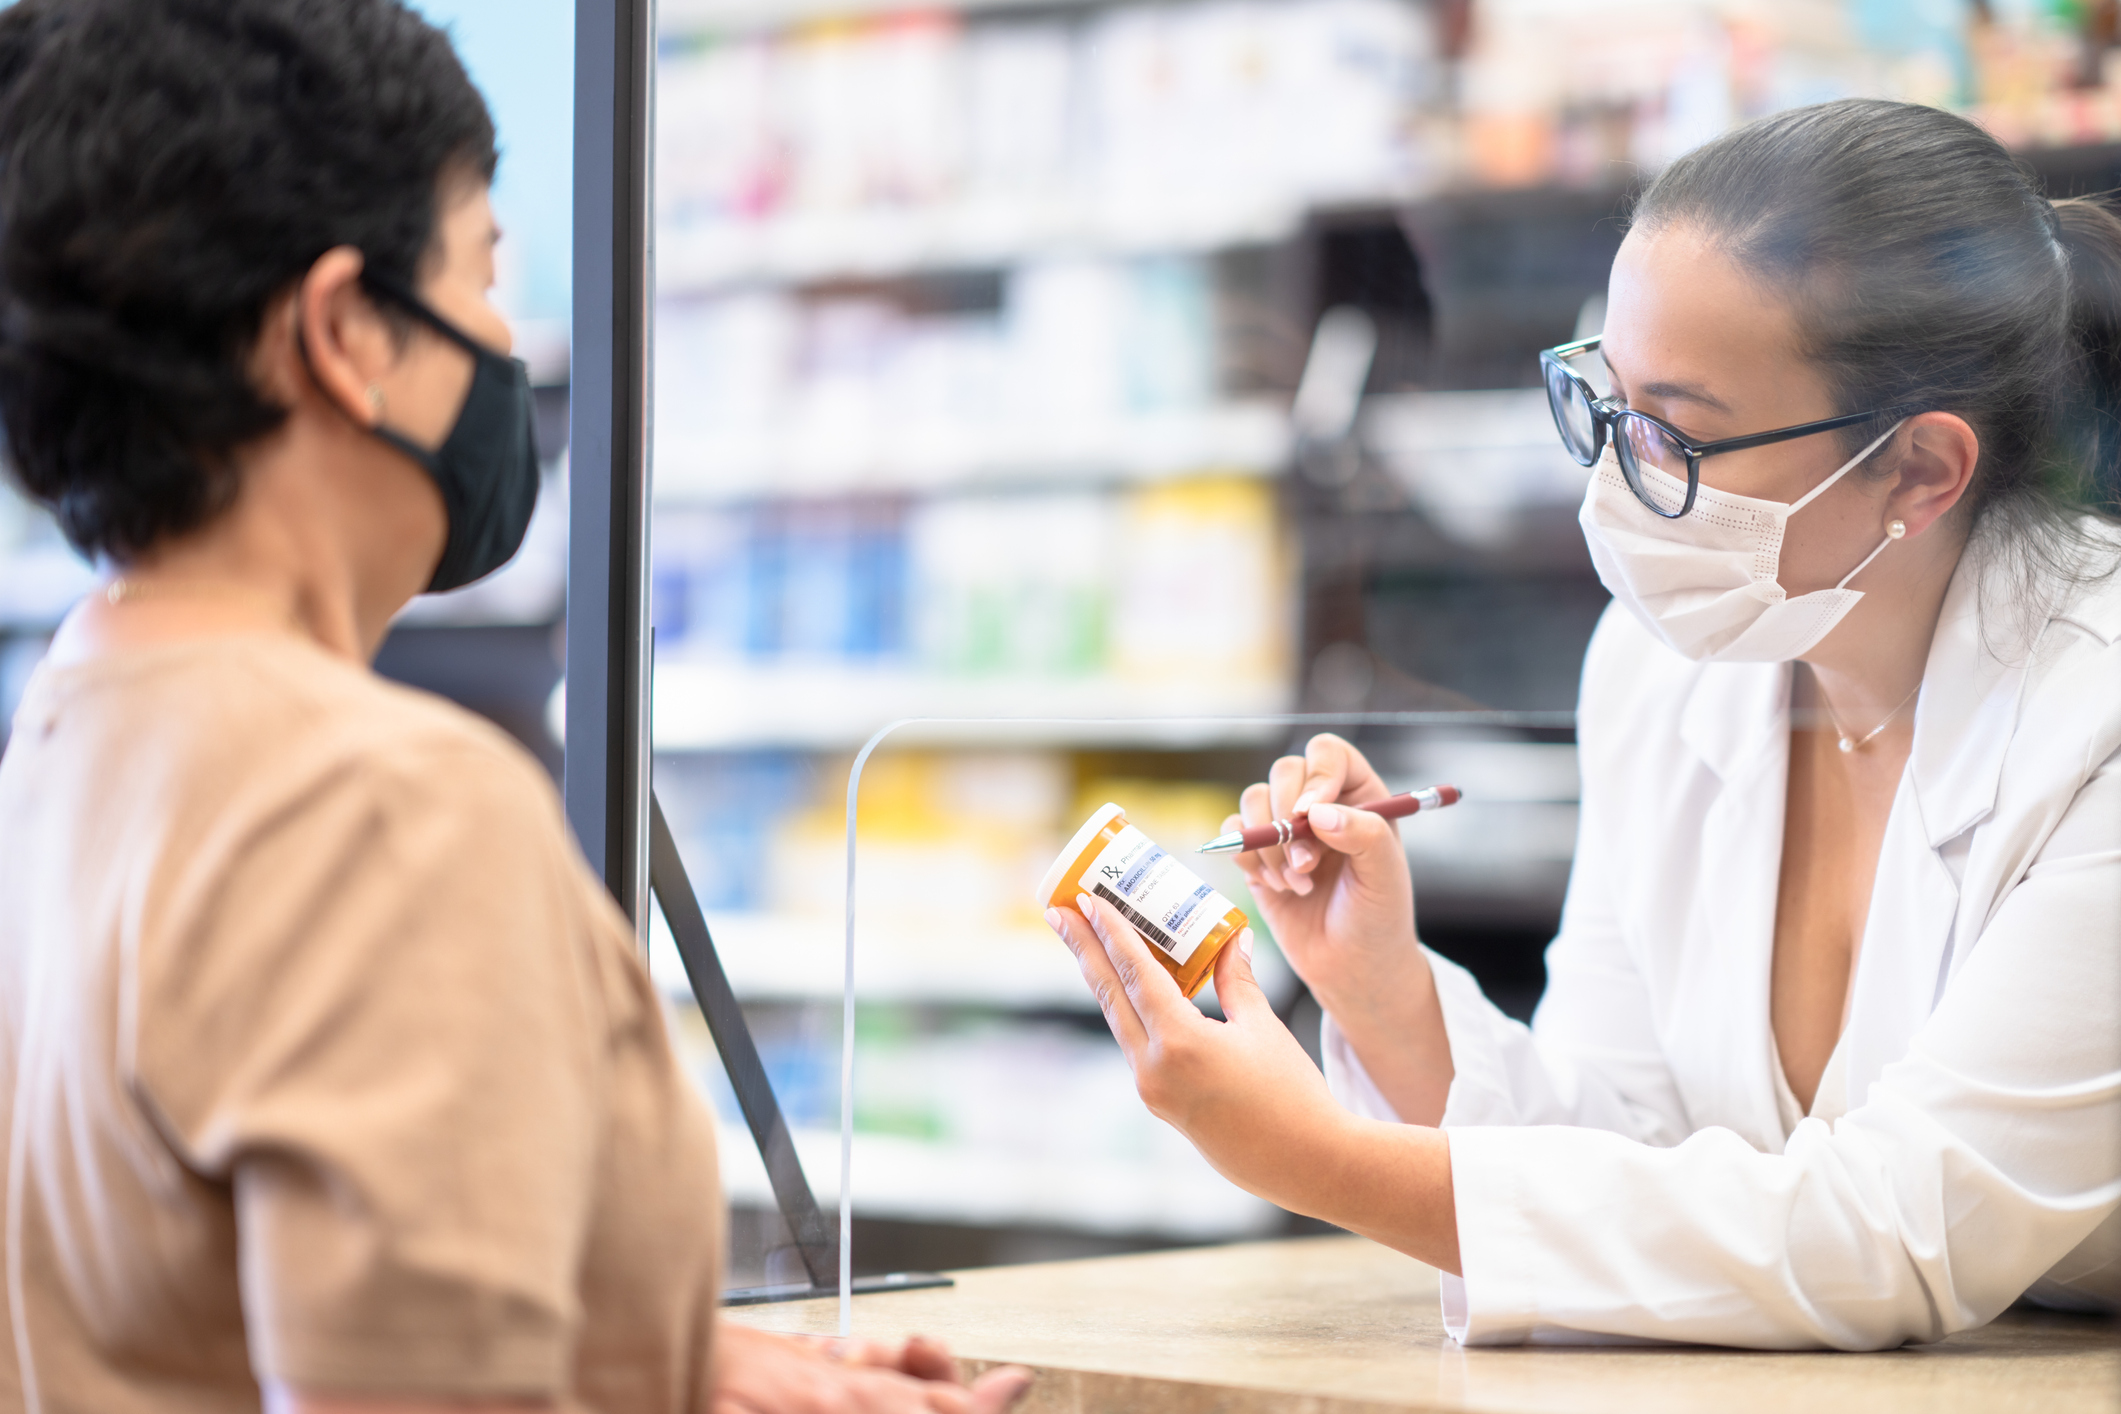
646, 0, 1434, 1265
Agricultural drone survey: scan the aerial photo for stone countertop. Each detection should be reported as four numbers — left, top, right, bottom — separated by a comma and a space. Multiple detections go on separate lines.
726, 1235, 2121, 1414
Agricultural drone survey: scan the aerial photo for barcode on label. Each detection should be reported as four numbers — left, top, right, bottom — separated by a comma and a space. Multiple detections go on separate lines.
1093, 882, 1180, 955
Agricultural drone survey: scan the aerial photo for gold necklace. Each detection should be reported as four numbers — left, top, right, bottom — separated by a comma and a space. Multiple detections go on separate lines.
103, 576, 295, 621
1819, 681, 1921, 754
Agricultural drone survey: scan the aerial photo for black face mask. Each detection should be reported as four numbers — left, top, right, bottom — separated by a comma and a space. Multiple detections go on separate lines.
360, 274, 541, 593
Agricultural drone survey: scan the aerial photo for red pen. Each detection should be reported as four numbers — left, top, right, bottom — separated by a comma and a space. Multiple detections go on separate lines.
1195, 784, 1462, 855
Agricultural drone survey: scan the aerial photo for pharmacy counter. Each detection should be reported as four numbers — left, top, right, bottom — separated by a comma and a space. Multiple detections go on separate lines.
727, 1235, 2119, 1414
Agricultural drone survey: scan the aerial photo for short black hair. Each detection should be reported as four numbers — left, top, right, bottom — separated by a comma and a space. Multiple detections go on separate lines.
0, 0, 498, 562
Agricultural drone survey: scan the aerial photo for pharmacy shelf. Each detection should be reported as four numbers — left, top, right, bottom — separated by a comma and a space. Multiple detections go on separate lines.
655, 191, 1395, 291
654, 399, 1292, 505
650, 909, 1098, 1009
713, 1120, 1281, 1238
645, 662, 1296, 750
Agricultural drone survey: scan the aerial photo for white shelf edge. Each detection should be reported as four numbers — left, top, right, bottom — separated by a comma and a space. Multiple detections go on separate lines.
652, 401, 1294, 507
712, 1120, 1281, 1237
645, 664, 1297, 751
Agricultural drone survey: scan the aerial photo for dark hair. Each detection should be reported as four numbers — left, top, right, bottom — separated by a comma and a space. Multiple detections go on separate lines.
1632, 98, 2121, 622
0, 0, 497, 562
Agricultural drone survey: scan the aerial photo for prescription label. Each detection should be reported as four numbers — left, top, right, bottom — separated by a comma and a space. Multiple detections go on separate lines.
1084, 824, 1234, 967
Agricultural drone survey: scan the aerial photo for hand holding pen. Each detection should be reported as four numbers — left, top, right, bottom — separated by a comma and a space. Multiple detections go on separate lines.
1197, 784, 1461, 854
1214, 734, 1459, 905
1213, 738, 1459, 1105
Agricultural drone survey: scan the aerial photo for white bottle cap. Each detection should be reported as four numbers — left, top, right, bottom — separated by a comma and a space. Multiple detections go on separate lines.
1034, 802, 1126, 910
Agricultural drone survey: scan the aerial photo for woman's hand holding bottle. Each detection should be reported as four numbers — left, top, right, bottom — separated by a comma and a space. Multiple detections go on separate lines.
1228, 733, 1454, 1124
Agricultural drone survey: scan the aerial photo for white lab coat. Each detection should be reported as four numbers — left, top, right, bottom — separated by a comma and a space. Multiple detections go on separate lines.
1324, 528, 2121, 1350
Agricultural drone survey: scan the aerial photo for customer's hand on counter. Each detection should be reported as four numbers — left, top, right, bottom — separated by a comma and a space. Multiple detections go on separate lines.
266, 1329, 1028, 1414
713, 1324, 1032, 1413
1047, 893, 1461, 1279
1228, 732, 1454, 1127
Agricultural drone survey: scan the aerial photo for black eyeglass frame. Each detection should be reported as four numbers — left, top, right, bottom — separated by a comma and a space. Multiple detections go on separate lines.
1541, 336, 1909, 519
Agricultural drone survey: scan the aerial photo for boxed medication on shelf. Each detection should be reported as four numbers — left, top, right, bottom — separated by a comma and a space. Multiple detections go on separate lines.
646, 475, 1295, 751
654, 0, 1442, 287
651, 253, 1260, 500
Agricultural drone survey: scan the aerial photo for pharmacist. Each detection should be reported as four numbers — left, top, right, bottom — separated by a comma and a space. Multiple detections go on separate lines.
1048, 98, 2121, 1350
0, 3, 1028, 1412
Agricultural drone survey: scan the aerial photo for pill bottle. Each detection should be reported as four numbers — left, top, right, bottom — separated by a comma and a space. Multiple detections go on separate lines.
1036, 802, 1249, 999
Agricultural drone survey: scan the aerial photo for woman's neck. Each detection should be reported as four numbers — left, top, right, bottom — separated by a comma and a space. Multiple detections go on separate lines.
1799, 516, 1968, 735
45, 424, 424, 668
48, 545, 355, 671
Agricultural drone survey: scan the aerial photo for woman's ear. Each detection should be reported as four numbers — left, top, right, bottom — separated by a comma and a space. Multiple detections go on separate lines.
283, 245, 392, 429
1886, 411, 1980, 539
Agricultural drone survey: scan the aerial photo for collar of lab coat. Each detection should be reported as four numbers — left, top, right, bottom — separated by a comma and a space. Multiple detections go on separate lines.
1906, 549, 2031, 848
1908, 525, 2121, 846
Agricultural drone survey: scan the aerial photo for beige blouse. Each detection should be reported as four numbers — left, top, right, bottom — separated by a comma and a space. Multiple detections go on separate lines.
0, 634, 724, 1412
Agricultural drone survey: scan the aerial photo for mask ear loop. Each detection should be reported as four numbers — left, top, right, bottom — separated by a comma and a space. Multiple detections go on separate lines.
1788, 418, 1906, 515
1786, 418, 1908, 591
1834, 521, 1903, 590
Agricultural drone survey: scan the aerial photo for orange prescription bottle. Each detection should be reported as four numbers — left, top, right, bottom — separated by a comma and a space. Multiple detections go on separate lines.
1036, 802, 1250, 999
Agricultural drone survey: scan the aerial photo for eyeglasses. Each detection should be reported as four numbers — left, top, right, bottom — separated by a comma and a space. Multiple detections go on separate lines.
1540, 337, 1903, 519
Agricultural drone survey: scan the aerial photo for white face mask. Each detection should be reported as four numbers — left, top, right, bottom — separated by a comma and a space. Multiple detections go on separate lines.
1577, 420, 1906, 663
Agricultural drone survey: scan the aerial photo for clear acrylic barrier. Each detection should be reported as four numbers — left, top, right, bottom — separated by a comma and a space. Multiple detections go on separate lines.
831, 709, 1574, 1333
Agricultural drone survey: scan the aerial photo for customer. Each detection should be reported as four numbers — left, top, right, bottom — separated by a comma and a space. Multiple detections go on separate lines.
0, 3, 1026, 1411
1049, 98, 2120, 1350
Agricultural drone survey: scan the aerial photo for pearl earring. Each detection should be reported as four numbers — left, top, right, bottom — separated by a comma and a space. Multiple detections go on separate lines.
1886, 519, 1907, 540
366, 385, 385, 417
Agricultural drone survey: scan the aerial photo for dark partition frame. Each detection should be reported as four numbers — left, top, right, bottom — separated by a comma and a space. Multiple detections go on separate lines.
565, 0, 654, 921
563, 2, 947, 1308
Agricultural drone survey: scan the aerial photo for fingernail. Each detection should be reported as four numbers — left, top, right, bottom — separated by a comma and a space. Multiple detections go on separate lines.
1309, 803, 1342, 830
1043, 907, 1065, 934
1286, 842, 1314, 870
1288, 871, 1313, 896
1238, 927, 1254, 961
1076, 894, 1100, 931
1001, 1370, 1034, 1404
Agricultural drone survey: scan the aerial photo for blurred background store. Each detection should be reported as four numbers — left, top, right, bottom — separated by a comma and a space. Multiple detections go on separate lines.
7, 0, 2121, 1286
